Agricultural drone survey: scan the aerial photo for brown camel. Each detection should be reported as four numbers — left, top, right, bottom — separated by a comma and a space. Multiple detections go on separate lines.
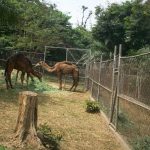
35, 61, 79, 91
5, 53, 42, 89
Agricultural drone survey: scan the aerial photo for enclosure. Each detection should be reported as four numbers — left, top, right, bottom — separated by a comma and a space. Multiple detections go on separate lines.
0, 47, 90, 91
0, 46, 150, 149
87, 46, 150, 149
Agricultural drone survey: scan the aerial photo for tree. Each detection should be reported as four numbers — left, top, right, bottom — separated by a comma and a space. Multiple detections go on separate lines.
0, 0, 20, 25
92, 0, 150, 55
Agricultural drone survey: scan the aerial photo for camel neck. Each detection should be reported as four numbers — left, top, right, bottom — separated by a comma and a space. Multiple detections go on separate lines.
41, 62, 55, 72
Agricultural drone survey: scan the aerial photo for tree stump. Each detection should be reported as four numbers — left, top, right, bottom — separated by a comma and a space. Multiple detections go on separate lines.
14, 91, 42, 148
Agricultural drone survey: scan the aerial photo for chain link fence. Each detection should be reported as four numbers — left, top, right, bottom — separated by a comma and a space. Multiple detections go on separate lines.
0, 47, 90, 91
88, 51, 150, 149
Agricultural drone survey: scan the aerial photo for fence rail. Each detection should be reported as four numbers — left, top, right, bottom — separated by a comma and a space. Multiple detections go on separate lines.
87, 48, 150, 148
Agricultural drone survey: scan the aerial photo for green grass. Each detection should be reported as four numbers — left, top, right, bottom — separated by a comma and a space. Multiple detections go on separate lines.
28, 79, 59, 93
132, 136, 150, 150
118, 112, 136, 137
38, 123, 63, 150
86, 100, 101, 113
0, 145, 7, 150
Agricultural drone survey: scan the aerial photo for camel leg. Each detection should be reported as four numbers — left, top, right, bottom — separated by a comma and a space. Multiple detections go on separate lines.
26, 73, 30, 87
20, 72, 25, 86
70, 72, 79, 92
57, 73, 62, 90
5, 75, 9, 89
73, 80, 78, 92
15, 70, 20, 85
6, 69, 13, 89
69, 76, 76, 91
70, 85, 75, 91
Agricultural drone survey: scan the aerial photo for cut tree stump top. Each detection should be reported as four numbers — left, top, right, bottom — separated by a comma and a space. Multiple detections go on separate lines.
19, 91, 38, 96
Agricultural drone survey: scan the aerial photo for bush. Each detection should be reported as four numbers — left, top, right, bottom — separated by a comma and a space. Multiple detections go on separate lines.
37, 123, 62, 150
86, 100, 100, 113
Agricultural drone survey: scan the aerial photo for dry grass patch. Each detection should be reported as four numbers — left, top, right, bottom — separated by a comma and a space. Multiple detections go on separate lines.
0, 74, 126, 150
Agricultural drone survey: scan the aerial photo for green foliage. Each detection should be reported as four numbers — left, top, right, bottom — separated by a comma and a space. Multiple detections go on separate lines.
118, 112, 135, 135
29, 79, 58, 93
118, 112, 134, 127
38, 123, 63, 150
0, 145, 7, 150
71, 26, 92, 49
86, 100, 100, 113
0, 0, 92, 62
132, 136, 150, 150
0, 0, 20, 25
92, 0, 150, 55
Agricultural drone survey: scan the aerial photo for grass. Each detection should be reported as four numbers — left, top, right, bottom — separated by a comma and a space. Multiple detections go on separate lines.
0, 72, 126, 150
0, 145, 7, 150
86, 100, 101, 113
132, 136, 150, 150
38, 123, 63, 150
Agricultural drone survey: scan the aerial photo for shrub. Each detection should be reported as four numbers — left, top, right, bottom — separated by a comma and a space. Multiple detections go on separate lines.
37, 123, 62, 150
86, 100, 100, 113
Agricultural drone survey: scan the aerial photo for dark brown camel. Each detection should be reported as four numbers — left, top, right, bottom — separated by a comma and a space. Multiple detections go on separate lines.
35, 61, 79, 91
5, 53, 42, 89
15, 70, 34, 86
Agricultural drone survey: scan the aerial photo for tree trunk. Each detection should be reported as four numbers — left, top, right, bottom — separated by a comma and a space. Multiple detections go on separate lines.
14, 91, 42, 148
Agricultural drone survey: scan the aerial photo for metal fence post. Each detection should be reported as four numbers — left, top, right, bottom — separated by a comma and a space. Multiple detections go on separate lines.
97, 54, 103, 101
110, 46, 117, 124
115, 44, 122, 130
64, 48, 69, 89
90, 59, 94, 97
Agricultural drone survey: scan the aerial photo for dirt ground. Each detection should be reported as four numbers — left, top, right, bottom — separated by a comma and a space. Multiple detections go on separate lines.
0, 79, 127, 150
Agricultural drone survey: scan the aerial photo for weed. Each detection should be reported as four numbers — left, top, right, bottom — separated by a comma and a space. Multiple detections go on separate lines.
86, 100, 100, 113
132, 136, 150, 150
0, 145, 7, 150
37, 123, 63, 150
118, 112, 135, 131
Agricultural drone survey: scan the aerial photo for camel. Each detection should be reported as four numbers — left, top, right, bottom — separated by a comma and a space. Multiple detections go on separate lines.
35, 61, 79, 91
5, 53, 42, 89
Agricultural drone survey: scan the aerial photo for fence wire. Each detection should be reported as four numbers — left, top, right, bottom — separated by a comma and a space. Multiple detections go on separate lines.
88, 51, 150, 149
120, 53, 150, 105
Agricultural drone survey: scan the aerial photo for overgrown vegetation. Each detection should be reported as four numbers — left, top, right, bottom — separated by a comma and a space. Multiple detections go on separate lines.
0, 145, 7, 150
86, 100, 100, 113
29, 78, 58, 93
132, 136, 150, 150
0, 0, 150, 59
92, 0, 150, 55
118, 112, 135, 133
37, 123, 63, 150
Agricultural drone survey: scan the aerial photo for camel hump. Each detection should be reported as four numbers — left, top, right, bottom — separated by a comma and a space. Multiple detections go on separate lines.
8, 53, 24, 60
62, 61, 74, 65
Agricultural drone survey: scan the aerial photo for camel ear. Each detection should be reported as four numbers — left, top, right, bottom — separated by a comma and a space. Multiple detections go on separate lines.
34, 63, 40, 67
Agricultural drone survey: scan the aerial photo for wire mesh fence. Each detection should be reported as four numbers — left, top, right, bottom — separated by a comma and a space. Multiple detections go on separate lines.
0, 46, 149, 148
119, 53, 150, 105
0, 49, 45, 67
88, 51, 150, 148
0, 47, 90, 91
44, 46, 91, 91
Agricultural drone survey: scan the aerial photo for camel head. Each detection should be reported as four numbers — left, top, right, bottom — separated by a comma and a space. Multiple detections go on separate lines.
34, 70, 42, 82
34, 61, 45, 67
